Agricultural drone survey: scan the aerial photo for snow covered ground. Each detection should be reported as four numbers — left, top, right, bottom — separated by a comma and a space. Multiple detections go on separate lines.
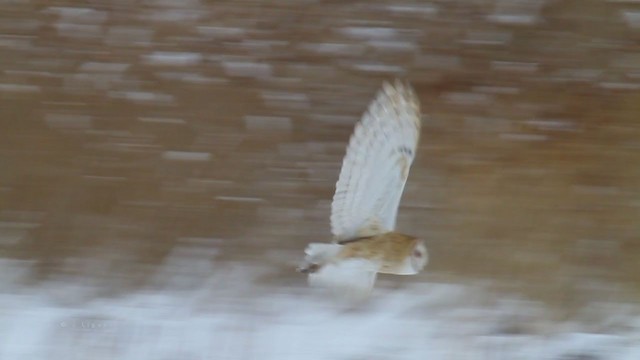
1, 256, 639, 360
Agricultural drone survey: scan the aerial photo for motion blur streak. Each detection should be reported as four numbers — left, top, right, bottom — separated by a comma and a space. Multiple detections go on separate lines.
1, 0, 639, 359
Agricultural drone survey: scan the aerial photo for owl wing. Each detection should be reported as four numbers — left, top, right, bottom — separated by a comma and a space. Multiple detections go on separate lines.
330, 80, 421, 241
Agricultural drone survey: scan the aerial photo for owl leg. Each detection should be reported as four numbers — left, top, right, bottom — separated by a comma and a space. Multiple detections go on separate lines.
297, 262, 320, 274
297, 243, 342, 274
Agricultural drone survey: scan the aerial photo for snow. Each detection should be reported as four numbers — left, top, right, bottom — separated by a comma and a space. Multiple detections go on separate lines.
351, 63, 405, 74
244, 116, 292, 132
44, 114, 93, 130
222, 61, 272, 78
300, 42, 363, 56
487, 14, 538, 25
143, 52, 203, 67
161, 151, 211, 162
0, 84, 41, 93
500, 133, 548, 142
338, 27, 398, 40
108, 91, 174, 104
1, 254, 639, 360
622, 10, 640, 28
443, 92, 493, 106
387, 4, 439, 17
491, 61, 539, 73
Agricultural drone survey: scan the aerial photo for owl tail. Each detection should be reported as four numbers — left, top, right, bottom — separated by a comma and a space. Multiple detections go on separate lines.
297, 243, 342, 274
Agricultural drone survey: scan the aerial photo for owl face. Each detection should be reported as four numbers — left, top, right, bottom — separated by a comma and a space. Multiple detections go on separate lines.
410, 240, 428, 273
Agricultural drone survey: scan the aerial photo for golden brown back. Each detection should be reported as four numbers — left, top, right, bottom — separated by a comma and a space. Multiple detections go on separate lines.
337, 232, 418, 273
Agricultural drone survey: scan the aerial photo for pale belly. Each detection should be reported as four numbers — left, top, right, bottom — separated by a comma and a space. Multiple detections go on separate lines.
378, 256, 418, 275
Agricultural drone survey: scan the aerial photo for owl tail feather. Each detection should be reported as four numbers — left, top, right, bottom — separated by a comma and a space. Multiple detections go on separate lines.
297, 243, 342, 273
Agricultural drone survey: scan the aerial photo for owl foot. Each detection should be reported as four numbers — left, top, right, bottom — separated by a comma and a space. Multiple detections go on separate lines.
297, 263, 320, 274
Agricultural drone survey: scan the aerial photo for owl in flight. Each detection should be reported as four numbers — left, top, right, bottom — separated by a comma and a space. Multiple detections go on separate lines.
298, 80, 427, 301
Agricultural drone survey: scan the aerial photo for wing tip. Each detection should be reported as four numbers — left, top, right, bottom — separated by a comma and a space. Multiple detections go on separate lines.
383, 78, 416, 97
377, 79, 420, 115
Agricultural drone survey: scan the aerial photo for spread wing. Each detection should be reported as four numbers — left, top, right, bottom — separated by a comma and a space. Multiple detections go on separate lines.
330, 80, 421, 241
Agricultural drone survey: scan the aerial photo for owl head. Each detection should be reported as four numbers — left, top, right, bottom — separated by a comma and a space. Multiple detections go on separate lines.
410, 239, 428, 273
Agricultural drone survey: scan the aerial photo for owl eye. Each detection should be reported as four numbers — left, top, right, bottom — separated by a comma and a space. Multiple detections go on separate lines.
413, 250, 422, 258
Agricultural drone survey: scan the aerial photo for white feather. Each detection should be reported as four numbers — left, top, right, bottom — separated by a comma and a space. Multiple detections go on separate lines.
303, 243, 342, 264
330, 80, 421, 241
308, 259, 378, 303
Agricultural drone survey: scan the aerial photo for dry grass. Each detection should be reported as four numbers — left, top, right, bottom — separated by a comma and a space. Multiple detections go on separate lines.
0, 0, 638, 314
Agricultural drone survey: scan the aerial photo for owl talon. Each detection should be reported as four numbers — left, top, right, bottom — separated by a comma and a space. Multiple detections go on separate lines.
298, 263, 320, 274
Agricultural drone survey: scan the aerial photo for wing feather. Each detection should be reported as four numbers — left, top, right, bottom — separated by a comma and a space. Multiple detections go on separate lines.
330, 80, 421, 241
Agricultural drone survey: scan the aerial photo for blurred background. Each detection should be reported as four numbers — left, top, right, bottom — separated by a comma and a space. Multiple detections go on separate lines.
1, 0, 639, 359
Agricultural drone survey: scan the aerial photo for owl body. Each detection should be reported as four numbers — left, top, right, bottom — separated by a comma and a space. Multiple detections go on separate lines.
337, 233, 426, 275
299, 80, 425, 300
300, 233, 427, 276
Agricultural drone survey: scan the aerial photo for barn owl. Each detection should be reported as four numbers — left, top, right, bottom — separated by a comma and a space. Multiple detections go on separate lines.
298, 80, 426, 301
